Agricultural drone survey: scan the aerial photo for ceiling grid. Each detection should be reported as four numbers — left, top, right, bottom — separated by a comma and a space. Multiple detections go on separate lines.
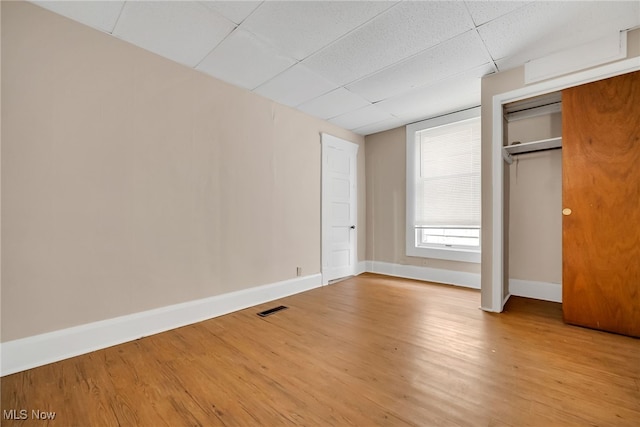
32, 0, 640, 135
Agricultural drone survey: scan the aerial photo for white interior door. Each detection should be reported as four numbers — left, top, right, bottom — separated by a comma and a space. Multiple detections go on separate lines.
321, 134, 358, 283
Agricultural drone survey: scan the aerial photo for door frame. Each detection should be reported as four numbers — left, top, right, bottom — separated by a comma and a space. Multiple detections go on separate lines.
321, 133, 359, 285
485, 56, 640, 313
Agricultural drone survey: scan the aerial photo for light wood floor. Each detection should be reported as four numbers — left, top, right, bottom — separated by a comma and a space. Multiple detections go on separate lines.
2, 273, 639, 426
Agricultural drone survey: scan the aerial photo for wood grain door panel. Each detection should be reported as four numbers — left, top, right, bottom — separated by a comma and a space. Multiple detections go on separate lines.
562, 70, 640, 337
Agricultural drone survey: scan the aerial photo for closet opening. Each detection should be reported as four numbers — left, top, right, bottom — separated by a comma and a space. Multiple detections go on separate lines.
502, 92, 563, 306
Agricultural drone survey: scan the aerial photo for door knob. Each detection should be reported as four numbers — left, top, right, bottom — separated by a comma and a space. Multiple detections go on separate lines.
562, 208, 572, 216
350, 225, 356, 229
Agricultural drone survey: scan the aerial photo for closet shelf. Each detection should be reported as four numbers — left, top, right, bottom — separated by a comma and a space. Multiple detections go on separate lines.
503, 136, 562, 164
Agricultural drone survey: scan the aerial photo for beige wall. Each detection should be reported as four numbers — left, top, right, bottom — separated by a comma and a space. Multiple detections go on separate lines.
481, 28, 640, 306
365, 127, 480, 274
1, 1, 365, 341
0, 0, 3, 339
506, 114, 562, 284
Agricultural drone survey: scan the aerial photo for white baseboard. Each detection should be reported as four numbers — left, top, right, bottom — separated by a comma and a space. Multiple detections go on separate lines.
356, 261, 368, 276
1, 274, 322, 376
0, 270, 561, 375
509, 279, 562, 303
366, 261, 481, 289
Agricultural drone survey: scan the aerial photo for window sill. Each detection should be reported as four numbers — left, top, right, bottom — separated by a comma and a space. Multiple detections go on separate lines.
407, 246, 481, 263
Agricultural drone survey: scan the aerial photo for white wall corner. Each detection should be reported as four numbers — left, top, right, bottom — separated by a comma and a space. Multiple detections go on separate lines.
1, 274, 322, 376
366, 261, 480, 289
509, 279, 562, 303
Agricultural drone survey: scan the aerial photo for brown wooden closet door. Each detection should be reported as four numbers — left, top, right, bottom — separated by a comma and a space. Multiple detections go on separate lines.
562, 70, 640, 337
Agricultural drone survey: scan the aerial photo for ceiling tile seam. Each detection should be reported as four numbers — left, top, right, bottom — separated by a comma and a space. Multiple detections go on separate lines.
250, 60, 295, 93
327, 102, 385, 123
462, 0, 535, 28
460, 1, 480, 31
316, 87, 374, 121
353, 119, 399, 134
109, 1, 128, 35
206, 12, 338, 91
110, 1, 130, 36
293, 0, 403, 63
366, 64, 487, 107
468, 0, 540, 71
341, 29, 486, 99
247, 66, 297, 92
226, 26, 309, 90
404, 104, 481, 128
462, 0, 481, 27
208, 0, 265, 26
473, 27, 499, 74
250, 51, 346, 100
235, 25, 299, 60
184, 1, 244, 69
482, 1, 536, 27
323, 103, 373, 122
291, 84, 352, 110
192, 22, 240, 70
352, 114, 402, 134
237, 0, 265, 25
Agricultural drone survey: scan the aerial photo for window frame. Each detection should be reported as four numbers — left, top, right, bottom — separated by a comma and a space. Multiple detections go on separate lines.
406, 107, 481, 264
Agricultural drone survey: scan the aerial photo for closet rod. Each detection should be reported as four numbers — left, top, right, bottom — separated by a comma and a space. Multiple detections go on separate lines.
502, 136, 562, 164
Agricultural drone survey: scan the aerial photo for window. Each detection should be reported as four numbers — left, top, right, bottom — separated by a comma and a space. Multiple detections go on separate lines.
406, 108, 481, 263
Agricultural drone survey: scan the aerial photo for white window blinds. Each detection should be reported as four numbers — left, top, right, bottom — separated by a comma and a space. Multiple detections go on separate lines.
414, 117, 481, 228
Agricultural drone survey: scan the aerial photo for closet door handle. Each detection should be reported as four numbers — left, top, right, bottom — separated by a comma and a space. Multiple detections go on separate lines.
562, 208, 572, 216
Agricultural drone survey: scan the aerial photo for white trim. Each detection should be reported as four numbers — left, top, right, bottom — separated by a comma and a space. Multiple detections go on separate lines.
356, 260, 368, 276
509, 279, 562, 303
406, 246, 481, 264
1, 274, 322, 376
506, 102, 561, 122
367, 261, 480, 290
525, 31, 626, 84
488, 56, 640, 313
405, 107, 481, 264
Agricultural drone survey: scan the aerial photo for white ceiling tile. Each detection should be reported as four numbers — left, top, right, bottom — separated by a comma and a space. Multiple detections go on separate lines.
33, 0, 124, 33
239, 1, 395, 61
29, 0, 640, 136
297, 88, 370, 120
464, 1, 532, 26
200, 1, 262, 24
352, 117, 405, 136
479, 1, 640, 63
197, 28, 296, 90
494, 55, 525, 72
329, 104, 393, 131
347, 30, 490, 103
254, 64, 338, 107
303, 1, 474, 86
113, 1, 236, 67
375, 65, 490, 123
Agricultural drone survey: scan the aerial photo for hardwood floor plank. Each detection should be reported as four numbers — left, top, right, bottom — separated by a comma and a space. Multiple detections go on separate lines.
2, 273, 639, 426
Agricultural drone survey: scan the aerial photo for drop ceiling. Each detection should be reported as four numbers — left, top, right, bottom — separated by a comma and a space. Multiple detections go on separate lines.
31, 1, 640, 136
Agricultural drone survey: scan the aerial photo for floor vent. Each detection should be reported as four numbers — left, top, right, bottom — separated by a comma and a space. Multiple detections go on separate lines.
257, 305, 288, 317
